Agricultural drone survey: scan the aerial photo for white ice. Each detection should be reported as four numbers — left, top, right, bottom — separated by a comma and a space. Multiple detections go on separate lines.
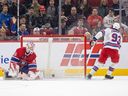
0, 76, 128, 96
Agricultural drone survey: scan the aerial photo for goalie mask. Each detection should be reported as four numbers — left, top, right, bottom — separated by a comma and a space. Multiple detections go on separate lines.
26, 41, 35, 54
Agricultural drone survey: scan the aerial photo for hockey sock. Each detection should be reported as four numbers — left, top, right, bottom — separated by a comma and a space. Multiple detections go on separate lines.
89, 62, 104, 75
107, 63, 116, 76
89, 65, 99, 75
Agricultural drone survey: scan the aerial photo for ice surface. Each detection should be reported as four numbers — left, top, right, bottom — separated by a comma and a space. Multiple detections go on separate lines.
0, 76, 128, 96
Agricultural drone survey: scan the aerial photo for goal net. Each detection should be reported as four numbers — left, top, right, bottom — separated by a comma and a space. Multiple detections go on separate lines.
21, 36, 86, 78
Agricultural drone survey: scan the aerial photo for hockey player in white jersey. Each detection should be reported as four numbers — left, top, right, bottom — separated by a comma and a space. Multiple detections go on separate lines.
87, 22, 122, 79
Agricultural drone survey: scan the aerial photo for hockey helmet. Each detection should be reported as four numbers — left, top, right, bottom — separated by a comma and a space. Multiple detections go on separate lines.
113, 22, 120, 30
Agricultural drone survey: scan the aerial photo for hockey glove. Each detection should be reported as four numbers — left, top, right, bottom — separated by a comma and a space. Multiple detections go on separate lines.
90, 37, 97, 47
90, 40, 96, 47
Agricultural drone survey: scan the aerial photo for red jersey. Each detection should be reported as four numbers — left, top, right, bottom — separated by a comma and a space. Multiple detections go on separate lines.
12, 47, 36, 64
10, 47, 37, 72
69, 26, 88, 35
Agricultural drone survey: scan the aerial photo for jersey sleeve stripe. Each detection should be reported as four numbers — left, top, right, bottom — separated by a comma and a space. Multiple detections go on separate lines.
93, 37, 97, 41
28, 64, 37, 69
11, 57, 20, 63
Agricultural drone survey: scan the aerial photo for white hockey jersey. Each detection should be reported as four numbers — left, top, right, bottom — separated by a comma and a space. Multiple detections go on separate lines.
94, 28, 122, 50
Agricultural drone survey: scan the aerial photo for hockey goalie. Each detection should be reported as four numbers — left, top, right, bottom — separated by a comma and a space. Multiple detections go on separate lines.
6, 41, 40, 80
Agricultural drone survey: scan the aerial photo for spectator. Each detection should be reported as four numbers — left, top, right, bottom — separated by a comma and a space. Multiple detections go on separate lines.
54, 15, 68, 35
103, 8, 115, 28
0, 0, 3, 12
1, 0, 8, 5
19, 16, 27, 25
9, 0, 17, 17
111, 0, 125, 16
62, 0, 73, 17
0, 4, 17, 37
78, 0, 92, 18
98, 0, 109, 18
67, 6, 79, 27
68, 16, 89, 35
38, 0, 59, 7
87, 8, 103, 32
36, 5, 50, 28
61, 0, 65, 5
19, 1, 27, 16
38, 0, 46, 5
71, 0, 81, 7
61, 17, 67, 35
47, 0, 57, 17
31, 0, 40, 16
23, 0, 32, 9
122, 0, 128, 26
0, 0, 9, 12
19, 23, 29, 36
47, 0, 58, 28
24, 7, 37, 32
61, 8, 65, 16
19, 0, 25, 4
32, 27, 40, 35
40, 23, 54, 35
7, 0, 12, 5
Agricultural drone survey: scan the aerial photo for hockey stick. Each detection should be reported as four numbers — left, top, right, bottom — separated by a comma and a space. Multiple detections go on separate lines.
86, 42, 95, 65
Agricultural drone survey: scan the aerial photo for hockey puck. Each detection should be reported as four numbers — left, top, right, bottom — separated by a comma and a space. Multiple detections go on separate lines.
52, 74, 55, 77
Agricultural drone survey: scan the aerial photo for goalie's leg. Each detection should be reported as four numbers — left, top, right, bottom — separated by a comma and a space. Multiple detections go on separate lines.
6, 62, 19, 79
19, 64, 40, 80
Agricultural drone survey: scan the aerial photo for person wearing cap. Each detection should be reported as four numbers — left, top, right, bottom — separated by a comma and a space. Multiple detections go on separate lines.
32, 27, 41, 35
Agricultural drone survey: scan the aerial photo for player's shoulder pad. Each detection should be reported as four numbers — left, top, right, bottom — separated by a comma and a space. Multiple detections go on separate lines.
102, 28, 110, 32
103, 28, 111, 33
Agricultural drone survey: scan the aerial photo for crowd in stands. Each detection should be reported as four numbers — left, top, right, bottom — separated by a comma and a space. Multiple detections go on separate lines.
0, 0, 128, 40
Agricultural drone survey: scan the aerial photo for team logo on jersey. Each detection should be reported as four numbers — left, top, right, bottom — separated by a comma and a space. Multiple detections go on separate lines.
60, 43, 103, 66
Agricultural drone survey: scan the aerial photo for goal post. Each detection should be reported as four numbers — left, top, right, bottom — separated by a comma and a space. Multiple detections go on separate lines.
20, 35, 86, 78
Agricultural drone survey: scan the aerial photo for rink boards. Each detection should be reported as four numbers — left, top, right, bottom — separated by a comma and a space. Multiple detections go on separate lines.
0, 41, 128, 76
